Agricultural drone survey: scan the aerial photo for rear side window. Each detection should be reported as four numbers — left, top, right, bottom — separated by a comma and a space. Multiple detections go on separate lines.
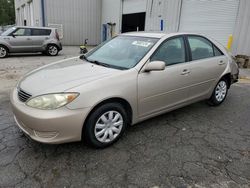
188, 36, 214, 61
31, 29, 51, 36
151, 37, 186, 66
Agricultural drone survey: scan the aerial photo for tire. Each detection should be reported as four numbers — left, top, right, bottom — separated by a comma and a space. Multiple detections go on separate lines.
208, 78, 228, 106
0, 45, 8, 58
46, 44, 59, 56
83, 103, 128, 148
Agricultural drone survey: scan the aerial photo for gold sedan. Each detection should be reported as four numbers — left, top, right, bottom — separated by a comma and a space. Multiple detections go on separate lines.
11, 32, 239, 148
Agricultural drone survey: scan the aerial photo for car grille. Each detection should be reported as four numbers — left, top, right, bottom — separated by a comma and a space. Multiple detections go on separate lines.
18, 88, 32, 102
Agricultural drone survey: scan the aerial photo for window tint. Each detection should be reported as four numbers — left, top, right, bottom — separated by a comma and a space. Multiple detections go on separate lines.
188, 36, 214, 60
13, 28, 31, 36
151, 37, 186, 66
32, 29, 51, 36
214, 46, 224, 56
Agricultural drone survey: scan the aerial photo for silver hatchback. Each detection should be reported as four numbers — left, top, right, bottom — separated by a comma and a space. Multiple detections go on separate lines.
0, 26, 62, 58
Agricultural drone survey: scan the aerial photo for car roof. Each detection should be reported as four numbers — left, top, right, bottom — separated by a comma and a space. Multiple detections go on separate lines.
120, 32, 202, 39
14, 26, 54, 30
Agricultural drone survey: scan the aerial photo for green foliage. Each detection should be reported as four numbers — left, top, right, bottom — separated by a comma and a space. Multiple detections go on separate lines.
0, 0, 15, 26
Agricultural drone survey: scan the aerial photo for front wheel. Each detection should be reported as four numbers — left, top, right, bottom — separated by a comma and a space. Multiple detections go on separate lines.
0, 45, 8, 58
46, 44, 59, 56
83, 103, 128, 148
208, 78, 228, 106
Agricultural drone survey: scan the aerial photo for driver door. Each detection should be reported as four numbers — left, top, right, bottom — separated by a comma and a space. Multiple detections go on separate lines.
8, 28, 33, 52
138, 36, 192, 118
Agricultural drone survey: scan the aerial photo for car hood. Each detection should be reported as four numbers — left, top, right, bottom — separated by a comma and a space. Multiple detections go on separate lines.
18, 57, 121, 95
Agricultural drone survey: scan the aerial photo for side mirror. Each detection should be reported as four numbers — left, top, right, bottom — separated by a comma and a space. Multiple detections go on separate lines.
144, 61, 165, 72
12, 33, 16, 38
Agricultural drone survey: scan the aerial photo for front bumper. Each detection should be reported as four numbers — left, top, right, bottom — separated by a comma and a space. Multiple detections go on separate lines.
10, 88, 90, 144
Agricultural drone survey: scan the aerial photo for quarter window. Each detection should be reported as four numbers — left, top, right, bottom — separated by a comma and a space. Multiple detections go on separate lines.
188, 36, 214, 61
151, 37, 186, 66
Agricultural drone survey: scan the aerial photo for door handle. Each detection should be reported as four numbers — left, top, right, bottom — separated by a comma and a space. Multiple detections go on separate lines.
218, 60, 225, 65
181, 69, 190, 75
26, 38, 31, 40
3, 38, 10, 40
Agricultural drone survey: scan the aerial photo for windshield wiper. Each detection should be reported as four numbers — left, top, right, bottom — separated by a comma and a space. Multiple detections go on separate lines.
80, 55, 128, 70
90, 60, 129, 70
88, 60, 112, 68
80, 55, 109, 67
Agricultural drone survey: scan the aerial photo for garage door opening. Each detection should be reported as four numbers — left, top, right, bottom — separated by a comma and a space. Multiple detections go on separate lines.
122, 12, 146, 33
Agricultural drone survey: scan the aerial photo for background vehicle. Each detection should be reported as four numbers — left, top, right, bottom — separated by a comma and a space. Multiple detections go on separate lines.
0, 26, 62, 58
11, 32, 239, 148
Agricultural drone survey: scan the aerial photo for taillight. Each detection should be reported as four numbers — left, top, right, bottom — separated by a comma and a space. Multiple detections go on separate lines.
55, 31, 59, 40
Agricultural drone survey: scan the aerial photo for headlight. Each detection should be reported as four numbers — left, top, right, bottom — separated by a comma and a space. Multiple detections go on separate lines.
26, 93, 79, 110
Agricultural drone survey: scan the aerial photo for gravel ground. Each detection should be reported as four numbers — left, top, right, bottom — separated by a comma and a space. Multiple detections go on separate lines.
0, 46, 80, 98
0, 47, 250, 188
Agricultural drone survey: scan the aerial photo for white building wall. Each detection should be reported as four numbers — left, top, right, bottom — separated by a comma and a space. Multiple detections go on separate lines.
13, 0, 250, 55
102, 0, 122, 34
145, 0, 181, 32
102, 0, 181, 35
179, 0, 239, 47
14, 0, 43, 27
232, 0, 250, 56
45, 0, 101, 45
123, 0, 147, 14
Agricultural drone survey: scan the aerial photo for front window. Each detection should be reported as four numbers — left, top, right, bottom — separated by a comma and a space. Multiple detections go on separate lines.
13, 28, 31, 36
1, 27, 16, 36
85, 36, 158, 69
151, 37, 186, 66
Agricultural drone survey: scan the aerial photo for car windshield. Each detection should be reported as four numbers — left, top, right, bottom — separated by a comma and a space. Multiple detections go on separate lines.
85, 36, 158, 70
1, 27, 16, 36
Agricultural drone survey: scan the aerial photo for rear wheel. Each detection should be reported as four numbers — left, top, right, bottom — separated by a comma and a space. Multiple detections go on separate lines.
46, 44, 59, 56
0, 45, 8, 58
208, 78, 228, 106
83, 103, 128, 148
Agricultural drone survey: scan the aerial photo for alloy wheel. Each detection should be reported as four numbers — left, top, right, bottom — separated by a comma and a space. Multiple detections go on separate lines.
48, 46, 58, 56
0, 47, 7, 58
215, 80, 227, 102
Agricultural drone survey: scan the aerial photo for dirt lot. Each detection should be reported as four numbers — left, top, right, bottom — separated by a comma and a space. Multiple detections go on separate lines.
0, 47, 250, 188
0, 46, 80, 100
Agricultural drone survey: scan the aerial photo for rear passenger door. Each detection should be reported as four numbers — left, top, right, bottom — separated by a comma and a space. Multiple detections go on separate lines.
31, 29, 51, 51
185, 35, 227, 100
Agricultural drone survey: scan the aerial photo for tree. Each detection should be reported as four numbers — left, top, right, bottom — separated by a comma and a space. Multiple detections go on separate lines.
0, 0, 15, 26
